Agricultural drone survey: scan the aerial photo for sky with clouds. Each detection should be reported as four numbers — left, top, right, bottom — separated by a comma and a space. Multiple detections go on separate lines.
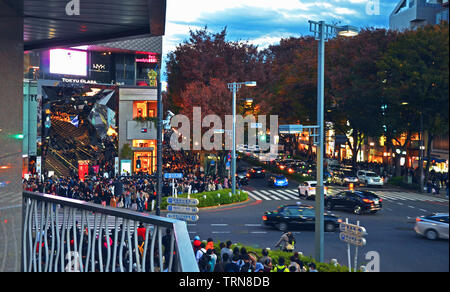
161, 0, 399, 80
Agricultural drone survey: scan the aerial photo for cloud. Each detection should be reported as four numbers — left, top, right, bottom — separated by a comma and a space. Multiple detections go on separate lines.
162, 0, 399, 80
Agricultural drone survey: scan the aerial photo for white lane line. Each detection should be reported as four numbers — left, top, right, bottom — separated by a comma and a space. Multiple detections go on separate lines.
397, 202, 404, 205
268, 190, 290, 200
245, 224, 262, 227
250, 231, 267, 234
212, 231, 231, 234
253, 190, 272, 201
260, 190, 281, 200
408, 206, 415, 209
211, 224, 228, 227
419, 209, 428, 212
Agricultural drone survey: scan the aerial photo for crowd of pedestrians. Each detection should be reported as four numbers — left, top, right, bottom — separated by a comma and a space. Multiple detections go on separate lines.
192, 236, 320, 273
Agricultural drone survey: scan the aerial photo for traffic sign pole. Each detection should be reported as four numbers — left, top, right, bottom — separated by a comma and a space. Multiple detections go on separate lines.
346, 218, 352, 272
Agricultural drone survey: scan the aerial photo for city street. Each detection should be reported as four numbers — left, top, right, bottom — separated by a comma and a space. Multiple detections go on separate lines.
187, 164, 449, 272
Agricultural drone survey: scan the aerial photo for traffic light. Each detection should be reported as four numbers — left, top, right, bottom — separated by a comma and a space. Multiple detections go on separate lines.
9, 133, 24, 140
136, 159, 142, 169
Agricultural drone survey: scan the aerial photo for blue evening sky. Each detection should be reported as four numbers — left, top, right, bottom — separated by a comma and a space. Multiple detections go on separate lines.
161, 0, 399, 82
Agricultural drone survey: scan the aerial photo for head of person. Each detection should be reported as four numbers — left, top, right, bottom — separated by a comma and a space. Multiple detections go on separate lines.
226, 240, 232, 248
222, 253, 229, 263
261, 248, 269, 257
278, 256, 285, 266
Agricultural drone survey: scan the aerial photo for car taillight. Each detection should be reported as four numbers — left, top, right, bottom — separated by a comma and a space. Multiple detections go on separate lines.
416, 218, 422, 222
262, 170, 266, 172
262, 216, 268, 221
379, 198, 383, 202
309, 187, 314, 190
362, 199, 373, 204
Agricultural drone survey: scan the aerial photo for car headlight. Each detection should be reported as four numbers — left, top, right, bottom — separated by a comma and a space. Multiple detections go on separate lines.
344, 178, 349, 181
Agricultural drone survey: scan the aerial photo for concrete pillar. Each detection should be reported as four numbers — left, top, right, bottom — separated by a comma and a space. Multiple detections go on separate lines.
0, 0, 24, 272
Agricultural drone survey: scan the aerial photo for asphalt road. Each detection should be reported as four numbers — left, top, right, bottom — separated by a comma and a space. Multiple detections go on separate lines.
188, 164, 449, 272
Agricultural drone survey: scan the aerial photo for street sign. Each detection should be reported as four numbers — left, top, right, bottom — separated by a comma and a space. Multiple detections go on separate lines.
213, 129, 225, 134
339, 233, 367, 247
166, 197, 199, 206
164, 173, 183, 179
167, 205, 199, 214
167, 213, 199, 222
339, 223, 367, 236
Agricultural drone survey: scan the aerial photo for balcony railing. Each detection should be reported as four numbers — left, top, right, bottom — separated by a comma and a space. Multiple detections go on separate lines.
22, 191, 199, 272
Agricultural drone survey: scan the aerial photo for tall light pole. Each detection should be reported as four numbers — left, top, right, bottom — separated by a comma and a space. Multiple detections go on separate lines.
309, 20, 358, 263
227, 81, 257, 196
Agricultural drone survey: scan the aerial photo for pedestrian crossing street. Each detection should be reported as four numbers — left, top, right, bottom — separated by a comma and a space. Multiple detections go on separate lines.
246, 188, 449, 203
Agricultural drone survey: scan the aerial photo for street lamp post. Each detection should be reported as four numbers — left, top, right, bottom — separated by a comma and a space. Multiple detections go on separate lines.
228, 81, 257, 196
309, 20, 358, 263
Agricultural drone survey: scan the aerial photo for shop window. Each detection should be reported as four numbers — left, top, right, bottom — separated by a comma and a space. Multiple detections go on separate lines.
133, 101, 157, 119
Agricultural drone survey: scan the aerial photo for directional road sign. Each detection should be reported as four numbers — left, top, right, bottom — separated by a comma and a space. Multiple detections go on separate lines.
164, 173, 183, 179
167, 205, 199, 214
339, 222, 367, 236
166, 197, 199, 206
167, 213, 199, 222
339, 233, 367, 247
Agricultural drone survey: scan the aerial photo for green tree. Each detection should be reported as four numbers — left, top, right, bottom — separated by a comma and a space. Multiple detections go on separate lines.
378, 23, 449, 178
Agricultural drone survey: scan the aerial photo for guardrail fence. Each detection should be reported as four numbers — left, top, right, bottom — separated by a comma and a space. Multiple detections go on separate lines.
22, 191, 199, 272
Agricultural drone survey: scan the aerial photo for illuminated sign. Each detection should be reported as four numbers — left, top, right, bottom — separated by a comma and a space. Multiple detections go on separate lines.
50, 49, 87, 76
136, 55, 158, 63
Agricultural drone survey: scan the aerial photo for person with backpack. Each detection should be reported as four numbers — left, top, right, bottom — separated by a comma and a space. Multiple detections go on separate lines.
198, 249, 211, 272
196, 242, 207, 264
275, 231, 296, 252
271, 256, 289, 272
224, 255, 241, 272
239, 254, 254, 272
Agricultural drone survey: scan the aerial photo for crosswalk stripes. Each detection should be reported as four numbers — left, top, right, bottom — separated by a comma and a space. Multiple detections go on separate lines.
251, 190, 272, 201
266, 190, 289, 200
259, 190, 281, 200
246, 188, 449, 203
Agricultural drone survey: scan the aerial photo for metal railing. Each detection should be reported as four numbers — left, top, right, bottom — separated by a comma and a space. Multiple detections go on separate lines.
22, 191, 199, 272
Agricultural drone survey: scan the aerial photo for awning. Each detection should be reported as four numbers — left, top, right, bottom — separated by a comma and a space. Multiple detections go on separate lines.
2, 0, 166, 51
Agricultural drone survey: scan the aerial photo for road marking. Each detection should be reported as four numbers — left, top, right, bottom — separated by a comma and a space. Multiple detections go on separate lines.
252, 190, 272, 201
267, 190, 290, 200
260, 190, 281, 200
397, 202, 404, 205
250, 231, 267, 234
408, 206, 415, 209
419, 209, 428, 212
211, 224, 228, 227
284, 189, 298, 195
247, 191, 262, 201
245, 224, 262, 227
212, 231, 231, 234
281, 192, 300, 200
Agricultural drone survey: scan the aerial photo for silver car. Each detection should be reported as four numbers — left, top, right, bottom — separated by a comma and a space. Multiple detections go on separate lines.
414, 213, 449, 240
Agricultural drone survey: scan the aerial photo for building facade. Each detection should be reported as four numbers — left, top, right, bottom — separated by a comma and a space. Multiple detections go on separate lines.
390, 0, 449, 30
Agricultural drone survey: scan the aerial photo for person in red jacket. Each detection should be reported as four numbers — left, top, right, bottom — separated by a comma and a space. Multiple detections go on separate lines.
206, 238, 214, 250
193, 236, 201, 254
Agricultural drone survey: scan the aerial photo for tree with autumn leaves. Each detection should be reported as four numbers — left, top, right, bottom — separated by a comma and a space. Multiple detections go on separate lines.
165, 24, 449, 177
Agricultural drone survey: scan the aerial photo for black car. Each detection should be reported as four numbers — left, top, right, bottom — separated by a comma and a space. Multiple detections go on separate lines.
325, 190, 383, 215
248, 167, 265, 178
262, 205, 342, 232
236, 168, 249, 186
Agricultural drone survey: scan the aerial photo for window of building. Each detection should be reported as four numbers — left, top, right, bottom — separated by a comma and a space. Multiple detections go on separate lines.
132, 101, 157, 119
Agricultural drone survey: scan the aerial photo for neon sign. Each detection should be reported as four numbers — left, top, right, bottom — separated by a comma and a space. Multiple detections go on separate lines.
136, 55, 158, 63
